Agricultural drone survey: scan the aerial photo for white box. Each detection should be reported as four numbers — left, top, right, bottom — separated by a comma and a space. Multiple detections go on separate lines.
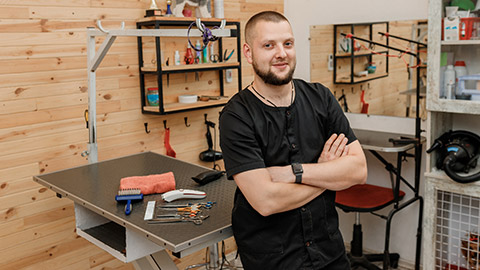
444, 16, 460, 41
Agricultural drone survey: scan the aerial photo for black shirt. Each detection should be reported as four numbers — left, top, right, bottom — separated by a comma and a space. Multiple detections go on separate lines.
219, 79, 357, 269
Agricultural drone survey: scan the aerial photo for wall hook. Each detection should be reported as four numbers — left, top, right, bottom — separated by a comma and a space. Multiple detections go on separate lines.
144, 122, 151, 134
163, 120, 168, 129
204, 113, 208, 122
184, 117, 191, 127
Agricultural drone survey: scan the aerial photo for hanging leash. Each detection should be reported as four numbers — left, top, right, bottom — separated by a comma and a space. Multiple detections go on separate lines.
187, 18, 226, 52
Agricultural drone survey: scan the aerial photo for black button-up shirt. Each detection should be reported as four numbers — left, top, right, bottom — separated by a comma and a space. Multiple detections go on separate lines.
219, 79, 357, 269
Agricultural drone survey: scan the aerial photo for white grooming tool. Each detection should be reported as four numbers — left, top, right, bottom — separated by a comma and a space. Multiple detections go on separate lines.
161, 189, 206, 202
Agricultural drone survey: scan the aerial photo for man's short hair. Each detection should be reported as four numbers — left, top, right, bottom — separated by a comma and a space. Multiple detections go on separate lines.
245, 11, 290, 45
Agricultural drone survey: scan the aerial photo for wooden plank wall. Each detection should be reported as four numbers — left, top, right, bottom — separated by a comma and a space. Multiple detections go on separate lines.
0, 0, 283, 269
310, 20, 427, 118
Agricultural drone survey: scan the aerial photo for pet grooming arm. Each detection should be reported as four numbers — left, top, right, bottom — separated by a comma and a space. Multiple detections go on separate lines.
85, 19, 228, 163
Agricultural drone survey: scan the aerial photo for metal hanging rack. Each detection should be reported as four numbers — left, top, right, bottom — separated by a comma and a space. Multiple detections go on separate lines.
85, 19, 228, 163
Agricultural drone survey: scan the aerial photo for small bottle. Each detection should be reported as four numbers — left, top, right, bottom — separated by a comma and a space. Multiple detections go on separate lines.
454, 60, 467, 95
185, 42, 193, 64
195, 40, 202, 63
202, 45, 209, 63
174, 50, 181, 65
444, 65, 456, 99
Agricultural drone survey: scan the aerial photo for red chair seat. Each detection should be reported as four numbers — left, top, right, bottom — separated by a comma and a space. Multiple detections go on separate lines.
335, 184, 405, 212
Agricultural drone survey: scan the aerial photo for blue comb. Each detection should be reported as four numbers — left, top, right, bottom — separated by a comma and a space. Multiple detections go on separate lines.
115, 189, 143, 215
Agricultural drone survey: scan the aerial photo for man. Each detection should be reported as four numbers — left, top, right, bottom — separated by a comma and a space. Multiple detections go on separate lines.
219, 11, 367, 269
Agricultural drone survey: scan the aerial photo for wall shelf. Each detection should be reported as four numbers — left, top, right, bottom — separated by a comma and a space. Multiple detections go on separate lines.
423, 1, 480, 269
333, 22, 389, 84
136, 18, 242, 115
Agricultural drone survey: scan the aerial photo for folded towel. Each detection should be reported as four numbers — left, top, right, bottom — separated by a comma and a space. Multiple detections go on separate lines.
120, 172, 176, 195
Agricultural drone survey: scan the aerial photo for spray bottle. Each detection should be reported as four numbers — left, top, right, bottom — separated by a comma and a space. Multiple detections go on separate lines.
185, 42, 194, 64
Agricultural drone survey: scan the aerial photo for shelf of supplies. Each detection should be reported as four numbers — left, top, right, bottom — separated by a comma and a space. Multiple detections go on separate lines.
336, 73, 388, 84
335, 50, 388, 58
427, 98, 480, 115
143, 98, 228, 114
141, 62, 240, 73
441, 40, 480, 45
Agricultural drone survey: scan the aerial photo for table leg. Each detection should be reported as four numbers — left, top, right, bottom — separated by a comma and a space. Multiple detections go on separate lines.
133, 250, 178, 270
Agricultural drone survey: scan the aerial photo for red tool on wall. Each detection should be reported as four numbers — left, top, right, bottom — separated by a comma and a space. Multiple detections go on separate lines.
360, 90, 369, 114
163, 120, 176, 158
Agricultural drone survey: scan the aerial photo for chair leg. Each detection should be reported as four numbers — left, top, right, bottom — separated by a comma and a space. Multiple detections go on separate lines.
347, 213, 400, 270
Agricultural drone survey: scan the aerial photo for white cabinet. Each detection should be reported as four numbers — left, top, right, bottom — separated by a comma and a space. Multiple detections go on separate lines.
423, 1, 480, 269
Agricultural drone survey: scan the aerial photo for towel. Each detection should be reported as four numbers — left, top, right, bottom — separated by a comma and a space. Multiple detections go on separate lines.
120, 172, 176, 195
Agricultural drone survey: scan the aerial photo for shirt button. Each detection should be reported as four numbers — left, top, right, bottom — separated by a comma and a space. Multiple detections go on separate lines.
301, 207, 306, 212
286, 110, 290, 115
306, 241, 311, 247
292, 144, 296, 149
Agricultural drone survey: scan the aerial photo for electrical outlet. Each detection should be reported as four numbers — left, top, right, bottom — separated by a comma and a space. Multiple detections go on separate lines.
225, 69, 233, 83
328, 54, 334, 71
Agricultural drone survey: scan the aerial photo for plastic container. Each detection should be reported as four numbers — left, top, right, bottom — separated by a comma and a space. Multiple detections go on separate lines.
460, 17, 480, 40
214, 0, 224, 18
454, 60, 467, 96
444, 65, 456, 99
195, 40, 202, 63
147, 87, 159, 106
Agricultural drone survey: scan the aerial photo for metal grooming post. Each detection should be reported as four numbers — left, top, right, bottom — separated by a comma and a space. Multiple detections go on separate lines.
85, 19, 229, 164
85, 19, 230, 270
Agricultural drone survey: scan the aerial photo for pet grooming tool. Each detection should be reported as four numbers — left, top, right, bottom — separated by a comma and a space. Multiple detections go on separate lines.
192, 170, 225, 185
115, 188, 143, 215
161, 189, 206, 202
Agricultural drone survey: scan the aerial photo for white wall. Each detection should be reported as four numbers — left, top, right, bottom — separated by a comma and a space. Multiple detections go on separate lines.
284, 0, 428, 267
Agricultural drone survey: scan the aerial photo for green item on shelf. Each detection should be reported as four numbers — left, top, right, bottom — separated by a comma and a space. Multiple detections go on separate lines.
450, 0, 475, 11
440, 52, 448, 67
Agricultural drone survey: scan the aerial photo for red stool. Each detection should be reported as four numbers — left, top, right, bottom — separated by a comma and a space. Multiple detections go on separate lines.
336, 184, 405, 269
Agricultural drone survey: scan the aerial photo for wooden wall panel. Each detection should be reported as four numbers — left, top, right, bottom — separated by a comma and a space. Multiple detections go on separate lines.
310, 20, 427, 118
0, 0, 283, 269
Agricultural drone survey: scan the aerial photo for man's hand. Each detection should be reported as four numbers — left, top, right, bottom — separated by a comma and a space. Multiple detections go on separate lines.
317, 133, 349, 163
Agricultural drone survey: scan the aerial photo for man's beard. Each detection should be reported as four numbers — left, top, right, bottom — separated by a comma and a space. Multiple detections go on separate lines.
252, 59, 295, 86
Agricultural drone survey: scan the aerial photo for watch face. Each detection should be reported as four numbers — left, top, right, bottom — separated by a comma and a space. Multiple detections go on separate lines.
292, 163, 303, 174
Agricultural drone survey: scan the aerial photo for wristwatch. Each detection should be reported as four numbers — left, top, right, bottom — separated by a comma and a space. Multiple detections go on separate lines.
291, 163, 303, 184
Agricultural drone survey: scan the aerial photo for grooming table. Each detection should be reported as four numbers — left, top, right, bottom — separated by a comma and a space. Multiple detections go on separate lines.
33, 152, 236, 270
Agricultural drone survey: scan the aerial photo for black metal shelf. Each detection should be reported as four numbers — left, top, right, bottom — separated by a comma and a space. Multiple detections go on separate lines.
333, 22, 389, 84
136, 18, 242, 115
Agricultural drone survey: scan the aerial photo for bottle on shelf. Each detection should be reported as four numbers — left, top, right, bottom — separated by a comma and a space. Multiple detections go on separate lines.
195, 40, 202, 63
444, 65, 456, 99
185, 42, 194, 64
454, 60, 468, 96
174, 50, 181, 66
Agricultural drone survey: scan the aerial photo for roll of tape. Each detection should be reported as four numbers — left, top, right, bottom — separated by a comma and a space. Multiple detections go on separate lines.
178, 95, 198, 104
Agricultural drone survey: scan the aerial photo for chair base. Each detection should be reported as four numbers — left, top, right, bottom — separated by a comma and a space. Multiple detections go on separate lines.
348, 253, 400, 270
348, 224, 400, 269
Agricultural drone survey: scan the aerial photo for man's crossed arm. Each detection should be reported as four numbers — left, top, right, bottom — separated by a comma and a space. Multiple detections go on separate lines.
233, 134, 367, 216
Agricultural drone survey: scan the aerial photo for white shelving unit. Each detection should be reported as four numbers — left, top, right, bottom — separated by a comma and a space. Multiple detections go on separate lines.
423, 0, 480, 269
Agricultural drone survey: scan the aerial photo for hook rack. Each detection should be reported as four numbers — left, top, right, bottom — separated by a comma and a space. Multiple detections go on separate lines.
184, 117, 190, 127
144, 122, 151, 134
163, 120, 168, 129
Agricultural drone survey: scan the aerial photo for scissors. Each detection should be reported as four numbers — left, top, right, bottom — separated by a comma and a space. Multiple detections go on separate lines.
223, 49, 234, 62
147, 214, 209, 225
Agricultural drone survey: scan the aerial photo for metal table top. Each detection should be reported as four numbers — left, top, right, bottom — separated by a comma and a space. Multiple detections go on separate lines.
353, 129, 424, 153
34, 152, 236, 253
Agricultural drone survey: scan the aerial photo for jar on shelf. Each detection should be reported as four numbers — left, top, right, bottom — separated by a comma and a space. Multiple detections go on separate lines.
147, 87, 159, 106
